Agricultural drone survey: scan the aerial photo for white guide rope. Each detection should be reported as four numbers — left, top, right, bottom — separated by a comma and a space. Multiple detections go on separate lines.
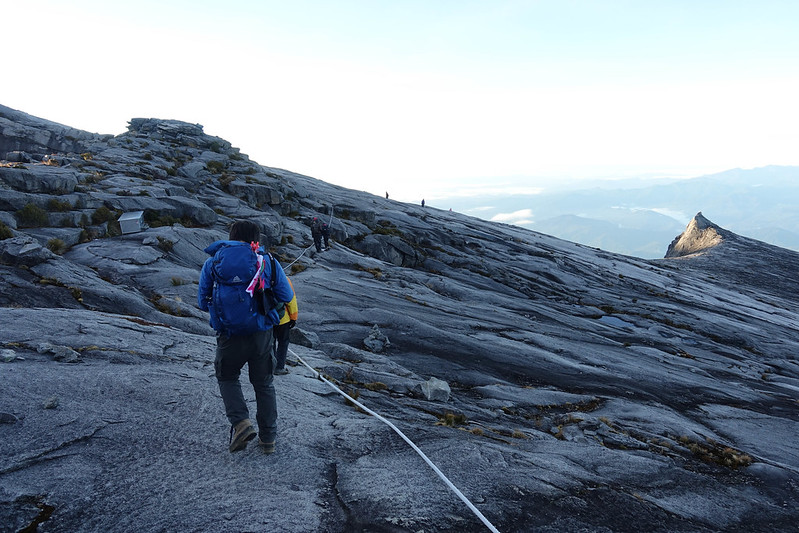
279, 205, 499, 531
287, 347, 501, 533
282, 243, 314, 270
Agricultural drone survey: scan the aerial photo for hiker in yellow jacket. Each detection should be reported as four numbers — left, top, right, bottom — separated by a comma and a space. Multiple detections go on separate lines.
273, 278, 298, 375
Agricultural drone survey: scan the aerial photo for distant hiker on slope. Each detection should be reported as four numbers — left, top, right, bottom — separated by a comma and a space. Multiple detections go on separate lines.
311, 217, 323, 252
197, 220, 294, 454
273, 277, 299, 375
421, 199, 425, 208
321, 222, 331, 250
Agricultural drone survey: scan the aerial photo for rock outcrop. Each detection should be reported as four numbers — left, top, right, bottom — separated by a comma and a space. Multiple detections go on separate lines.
1, 105, 798, 533
665, 211, 798, 301
665, 211, 727, 257
363, 323, 391, 352
0, 104, 103, 158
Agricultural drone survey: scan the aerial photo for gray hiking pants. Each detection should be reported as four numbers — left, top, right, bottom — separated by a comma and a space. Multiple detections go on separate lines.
215, 329, 277, 442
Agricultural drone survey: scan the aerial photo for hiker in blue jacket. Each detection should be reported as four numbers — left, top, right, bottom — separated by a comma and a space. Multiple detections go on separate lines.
198, 220, 294, 454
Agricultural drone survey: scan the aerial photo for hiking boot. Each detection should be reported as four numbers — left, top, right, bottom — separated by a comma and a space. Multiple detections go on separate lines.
274, 367, 289, 375
229, 419, 256, 452
259, 439, 276, 454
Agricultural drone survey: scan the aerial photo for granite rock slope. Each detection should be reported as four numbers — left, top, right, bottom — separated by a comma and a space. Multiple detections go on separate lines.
1, 104, 798, 532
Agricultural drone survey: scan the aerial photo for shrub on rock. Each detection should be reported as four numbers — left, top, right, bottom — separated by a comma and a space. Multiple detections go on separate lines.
0, 222, 12, 240
47, 238, 68, 255
15, 203, 48, 227
91, 206, 117, 225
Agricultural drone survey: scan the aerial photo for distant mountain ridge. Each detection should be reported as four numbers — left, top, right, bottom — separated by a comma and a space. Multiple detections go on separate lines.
441, 165, 799, 258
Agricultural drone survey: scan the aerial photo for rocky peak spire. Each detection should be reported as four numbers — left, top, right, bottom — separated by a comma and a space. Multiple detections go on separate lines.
664, 212, 727, 258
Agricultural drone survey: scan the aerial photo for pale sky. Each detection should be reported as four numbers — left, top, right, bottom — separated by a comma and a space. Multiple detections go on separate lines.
4, 0, 799, 201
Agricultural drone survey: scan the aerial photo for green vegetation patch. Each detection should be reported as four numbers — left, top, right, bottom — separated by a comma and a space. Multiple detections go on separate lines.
91, 206, 118, 225
218, 173, 235, 190
15, 203, 48, 227
157, 236, 175, 252
47, 198, 73, 212
290, 263, 307, 275
373, 219, 403, 237
0, 222, 13, 240
356, 264, 383, 279
436, 412, 468, 427
206, 160, 225, 174
678, 436, 753, 469
144, 210, 193, 228
46, 238, 68, 255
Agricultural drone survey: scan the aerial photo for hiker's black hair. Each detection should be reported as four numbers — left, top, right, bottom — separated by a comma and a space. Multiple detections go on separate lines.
229, 220, 261, 243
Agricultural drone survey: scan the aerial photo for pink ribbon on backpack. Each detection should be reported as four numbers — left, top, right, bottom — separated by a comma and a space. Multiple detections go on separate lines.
246, 253, 266, 296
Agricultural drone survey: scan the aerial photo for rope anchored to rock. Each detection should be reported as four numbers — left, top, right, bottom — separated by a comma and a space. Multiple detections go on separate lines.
287, 347, 501, 533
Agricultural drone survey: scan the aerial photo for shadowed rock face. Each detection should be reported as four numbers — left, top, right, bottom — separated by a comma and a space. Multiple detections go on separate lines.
1, 105, 798, 533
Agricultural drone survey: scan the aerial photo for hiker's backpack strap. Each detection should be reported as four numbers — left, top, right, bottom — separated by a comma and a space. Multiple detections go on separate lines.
267, 253, 278, 288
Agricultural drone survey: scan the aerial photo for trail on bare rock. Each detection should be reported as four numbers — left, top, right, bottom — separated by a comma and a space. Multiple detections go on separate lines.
1, 104, 798, 532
